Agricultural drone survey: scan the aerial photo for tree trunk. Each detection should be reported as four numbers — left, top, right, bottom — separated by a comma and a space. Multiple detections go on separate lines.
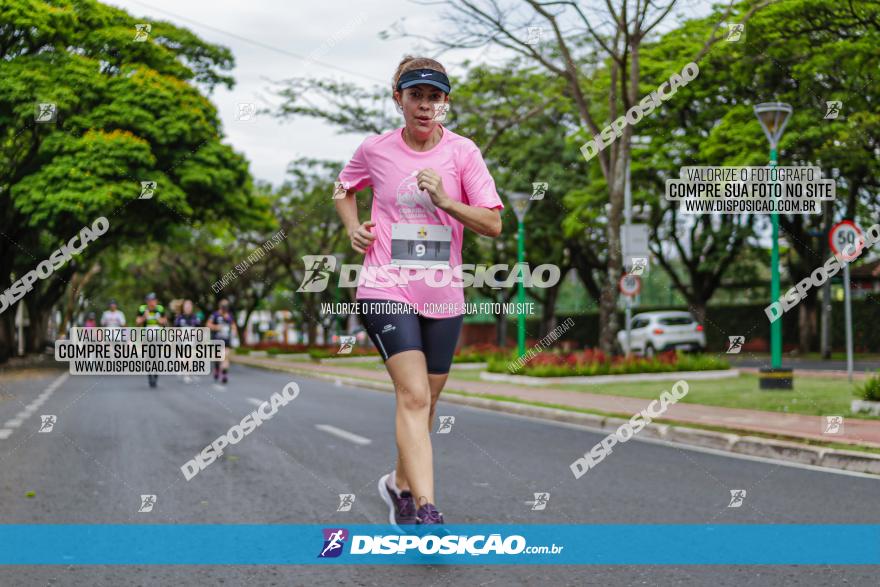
600, 174, 626, 353
798, 295, 817, 354
0, 312, 14, 363
496, 311, 508, 348
539, 280, 561, 339
24, 297, 51, 353
689, 300, 708, 326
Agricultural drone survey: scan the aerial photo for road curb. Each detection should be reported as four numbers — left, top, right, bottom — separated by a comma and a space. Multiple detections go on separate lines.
480, 368, 738, 386
232, 355, 880, 476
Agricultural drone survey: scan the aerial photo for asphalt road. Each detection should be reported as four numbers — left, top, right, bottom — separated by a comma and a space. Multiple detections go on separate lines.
0, 365, 878, 586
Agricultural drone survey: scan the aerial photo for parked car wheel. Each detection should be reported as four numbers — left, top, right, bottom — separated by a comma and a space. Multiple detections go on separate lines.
644, 343, 656, 359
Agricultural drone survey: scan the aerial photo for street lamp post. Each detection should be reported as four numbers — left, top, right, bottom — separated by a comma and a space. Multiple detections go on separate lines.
754, 102, 793, 389
508, 192, 531, 358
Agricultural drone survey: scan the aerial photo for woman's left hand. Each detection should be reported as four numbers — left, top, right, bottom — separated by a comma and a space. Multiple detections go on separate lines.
417, 168, 452, 210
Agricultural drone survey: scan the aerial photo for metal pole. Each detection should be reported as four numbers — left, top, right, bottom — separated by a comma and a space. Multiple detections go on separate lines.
16, 302, 24, 357
769, 147, 782, 369
517, 219, 526, 358
623, 156, 633, 355
843, 261, 853, 382
820, 201, 832, 359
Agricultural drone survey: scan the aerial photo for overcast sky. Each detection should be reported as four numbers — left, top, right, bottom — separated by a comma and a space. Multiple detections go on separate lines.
108, 0, 713, 187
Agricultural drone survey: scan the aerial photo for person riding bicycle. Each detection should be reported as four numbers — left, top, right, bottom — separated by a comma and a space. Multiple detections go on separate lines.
136, 292, 167, 388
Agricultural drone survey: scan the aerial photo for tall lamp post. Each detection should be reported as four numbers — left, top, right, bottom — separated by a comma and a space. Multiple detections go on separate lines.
754, 102, 793, 389
508, 191, 531, 358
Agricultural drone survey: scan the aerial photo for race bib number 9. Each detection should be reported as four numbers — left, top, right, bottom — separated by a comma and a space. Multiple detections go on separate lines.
391, 224, 451, 268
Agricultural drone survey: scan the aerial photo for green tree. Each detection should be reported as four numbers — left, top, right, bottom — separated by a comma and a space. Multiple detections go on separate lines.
0, 0, 265, 359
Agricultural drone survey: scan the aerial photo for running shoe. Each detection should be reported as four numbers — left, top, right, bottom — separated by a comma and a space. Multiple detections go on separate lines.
415, 503, 444, 525
378, 472, 416, 527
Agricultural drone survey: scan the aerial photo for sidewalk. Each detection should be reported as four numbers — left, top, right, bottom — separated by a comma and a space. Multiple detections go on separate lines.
233, 355, 880, 450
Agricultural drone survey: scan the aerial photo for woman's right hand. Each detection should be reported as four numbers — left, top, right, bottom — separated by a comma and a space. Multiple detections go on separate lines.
349, 221, 376, 254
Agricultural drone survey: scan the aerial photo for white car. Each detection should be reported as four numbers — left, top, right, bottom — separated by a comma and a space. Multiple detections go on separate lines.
616, 311, 706, 357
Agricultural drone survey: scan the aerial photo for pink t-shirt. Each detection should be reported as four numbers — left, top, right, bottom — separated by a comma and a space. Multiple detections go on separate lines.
338, 125, 504, 318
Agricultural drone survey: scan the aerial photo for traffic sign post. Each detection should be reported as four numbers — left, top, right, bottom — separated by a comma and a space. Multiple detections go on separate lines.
619, 274, 641, 356
829, 220, 863, 382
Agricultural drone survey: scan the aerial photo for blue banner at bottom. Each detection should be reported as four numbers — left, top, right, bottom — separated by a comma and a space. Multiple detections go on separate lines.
1, 525, 878, 565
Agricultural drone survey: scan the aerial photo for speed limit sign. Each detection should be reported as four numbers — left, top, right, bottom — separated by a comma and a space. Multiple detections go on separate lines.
829, 220, 863, 261
619, 274, 641, 297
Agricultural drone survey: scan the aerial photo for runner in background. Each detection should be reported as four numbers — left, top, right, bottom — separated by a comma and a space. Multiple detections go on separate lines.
136, 292, 167, 388
83, 312, 97, 328
100, 299, 126, 328
174, 300, 201, 384
206, 299, 238, 384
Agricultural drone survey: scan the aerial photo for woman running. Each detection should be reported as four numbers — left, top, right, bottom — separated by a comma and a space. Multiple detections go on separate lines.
334, 55, 503, 526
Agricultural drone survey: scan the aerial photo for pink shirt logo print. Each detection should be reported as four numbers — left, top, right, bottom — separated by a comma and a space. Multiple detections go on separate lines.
337, 126, 504, 318
395, 171, 441, 222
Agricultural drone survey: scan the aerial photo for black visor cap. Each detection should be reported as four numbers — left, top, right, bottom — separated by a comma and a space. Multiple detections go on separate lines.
396, 68, 451, 95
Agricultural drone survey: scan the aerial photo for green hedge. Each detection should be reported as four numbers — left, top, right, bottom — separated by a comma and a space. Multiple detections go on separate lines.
493, 294, 880, 353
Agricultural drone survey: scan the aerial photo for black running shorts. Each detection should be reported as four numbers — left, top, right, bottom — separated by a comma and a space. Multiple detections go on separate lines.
357, 299, 464, 374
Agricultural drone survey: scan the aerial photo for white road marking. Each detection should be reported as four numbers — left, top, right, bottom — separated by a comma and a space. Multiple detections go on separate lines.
246, 397, 266, 407
315, 424, 372, 446
0, 373, 67, 441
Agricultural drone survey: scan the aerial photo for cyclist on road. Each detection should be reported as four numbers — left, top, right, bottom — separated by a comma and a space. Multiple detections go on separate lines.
334, 55, 503, 526
136, 292, 167, 388
206, 299, 238, 384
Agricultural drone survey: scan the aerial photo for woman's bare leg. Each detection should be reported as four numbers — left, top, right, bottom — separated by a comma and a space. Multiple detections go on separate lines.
385, 350, 435, 505
395, 372, 449, 493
